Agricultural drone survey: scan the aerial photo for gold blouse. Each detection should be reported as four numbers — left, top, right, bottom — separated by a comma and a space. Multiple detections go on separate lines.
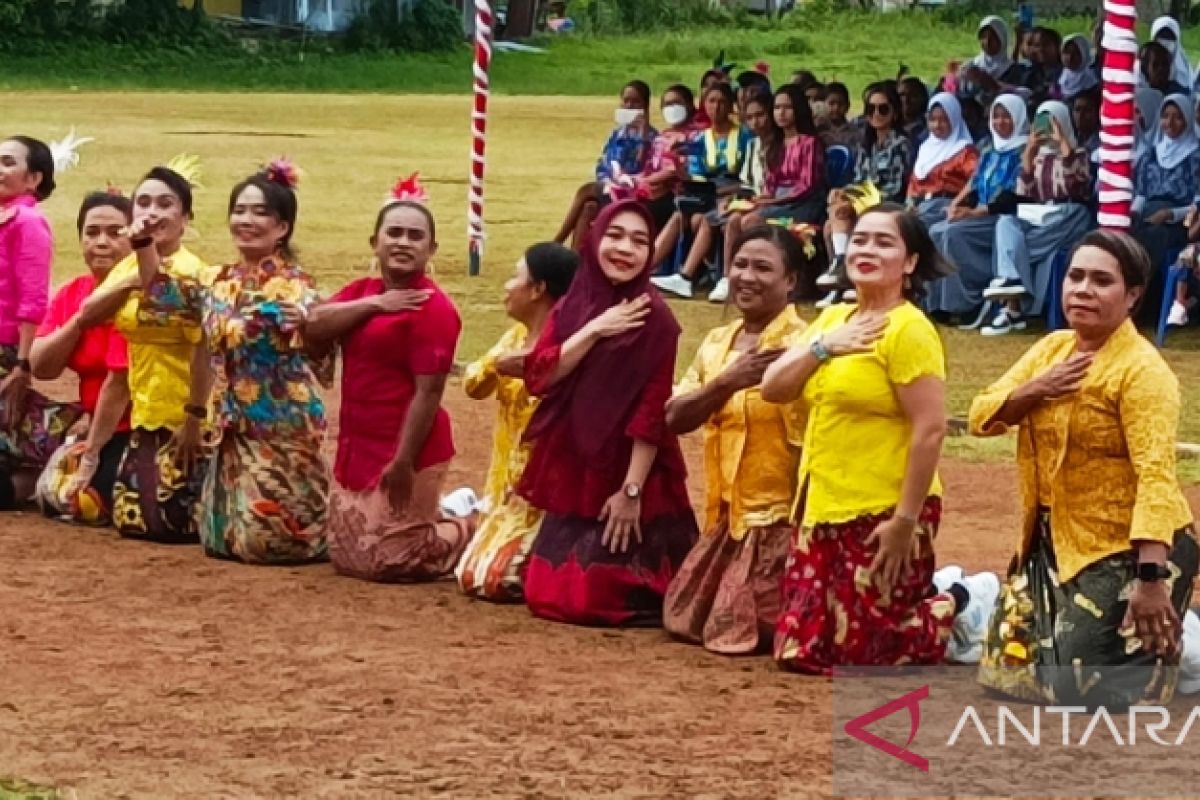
462, 324, 538, 511
969, 320, 1192, 582
675, 306, 808, 540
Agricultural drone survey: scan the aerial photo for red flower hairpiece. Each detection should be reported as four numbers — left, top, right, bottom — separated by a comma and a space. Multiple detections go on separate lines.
390, 172, 429, 204
264, 158, 300, 190
105, 181, 125, 197
755, 60, 771, 76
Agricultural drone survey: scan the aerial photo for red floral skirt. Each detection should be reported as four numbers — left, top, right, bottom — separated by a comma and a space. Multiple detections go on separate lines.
524, 511, 698, 628
773, 497, 955, 674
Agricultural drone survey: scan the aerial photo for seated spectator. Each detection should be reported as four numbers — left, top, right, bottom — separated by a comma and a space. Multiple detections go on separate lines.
906, 93, 980, 230
553, 81, 656, 250
1021, 27, 1063, 108
1149, 16, 1191, 91
695, 68, 729, 127
1132, 93, 1200, 321
819, 82, 861, 151
899, 77, 931, 148
956, 16, 1023, 108
735, 69, 772, 118
1139, 41, 1189, 98
638, 84, 699, 250
1055, 34, 1098, 102
1072, 86, 1101, 157
983, 100, 1094, 336
926, 94, 1028, 327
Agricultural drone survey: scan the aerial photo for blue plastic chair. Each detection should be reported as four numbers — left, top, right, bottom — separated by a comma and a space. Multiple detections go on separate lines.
1046, 248, 1071, 331
1156, 259, 1191, 348
825, 145, 853, 189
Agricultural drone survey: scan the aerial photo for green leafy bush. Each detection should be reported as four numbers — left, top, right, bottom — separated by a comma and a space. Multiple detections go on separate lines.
343, 0, 464, 52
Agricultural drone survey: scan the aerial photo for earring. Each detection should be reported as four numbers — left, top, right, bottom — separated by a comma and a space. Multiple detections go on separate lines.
903, 274, 912, 291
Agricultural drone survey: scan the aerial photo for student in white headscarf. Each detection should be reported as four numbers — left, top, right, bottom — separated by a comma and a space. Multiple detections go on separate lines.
906, 93, 981, 229
927, 94, 1030, 325
983, 100, 1095, 335
1133, 93, 1200, 320
958, 16, 1023, 105
1056, 33, 1099, 101
1150, 16, 1192, 91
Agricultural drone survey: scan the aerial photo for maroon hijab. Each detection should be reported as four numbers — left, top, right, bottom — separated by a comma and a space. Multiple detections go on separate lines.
523, 200, 681, 466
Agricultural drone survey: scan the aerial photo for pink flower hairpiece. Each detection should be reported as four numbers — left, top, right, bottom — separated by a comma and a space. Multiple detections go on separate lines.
264, 158, 301, 190
389, 172, 429, 205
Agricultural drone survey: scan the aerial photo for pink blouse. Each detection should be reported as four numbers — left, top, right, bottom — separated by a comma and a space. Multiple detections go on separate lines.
764, 134, 824, 200
0, 194, 52, 346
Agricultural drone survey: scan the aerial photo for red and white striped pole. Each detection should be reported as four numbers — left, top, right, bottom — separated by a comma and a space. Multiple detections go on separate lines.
468, 0, 494, 276
1096, 0, 1138, 231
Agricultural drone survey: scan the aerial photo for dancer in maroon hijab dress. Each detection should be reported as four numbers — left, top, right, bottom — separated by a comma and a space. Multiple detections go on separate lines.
517, 200, 699, 627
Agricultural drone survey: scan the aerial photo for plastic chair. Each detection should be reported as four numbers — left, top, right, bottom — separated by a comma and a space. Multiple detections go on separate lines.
825, 145, 853, 190
1045, 248, 1071, 331
1156, 260, 1191, 348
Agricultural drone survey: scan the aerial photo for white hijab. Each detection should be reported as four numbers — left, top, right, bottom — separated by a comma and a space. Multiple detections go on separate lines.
990, 94, 1030, 152
1151, 16, 1192, 89
1057, 34, 1099, 99
1156, 93, 1200, 170
913, 93, 973, 179
1035, 100, 1077, 154
972, 16, 1014, 79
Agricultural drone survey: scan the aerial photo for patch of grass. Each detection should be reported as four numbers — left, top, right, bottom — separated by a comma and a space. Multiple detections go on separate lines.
0, 777, 63, 800
0, 12, 1105, 97
6, 91, 1200, 446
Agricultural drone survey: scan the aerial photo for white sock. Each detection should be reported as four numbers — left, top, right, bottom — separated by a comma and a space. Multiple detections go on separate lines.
832, 232, 849, 257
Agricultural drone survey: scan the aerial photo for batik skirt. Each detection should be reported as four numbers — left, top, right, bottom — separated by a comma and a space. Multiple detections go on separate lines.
112, 426, 214, 543
773, 498, 956, 674
524, 511, 699, 628
200, 427, 329, 565
978, 513, 1199, 709
664, 519, 793, 655
456, 493, 543, 602
0, 345, 81, 503
326, 461, 473, 583
36, 432, 130, 525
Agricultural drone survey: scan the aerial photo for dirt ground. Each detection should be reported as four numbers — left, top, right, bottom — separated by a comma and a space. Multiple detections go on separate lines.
2, 381, 1197, 800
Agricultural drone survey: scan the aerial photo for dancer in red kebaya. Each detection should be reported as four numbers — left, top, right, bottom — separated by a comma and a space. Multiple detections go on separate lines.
517, 199, 698, 627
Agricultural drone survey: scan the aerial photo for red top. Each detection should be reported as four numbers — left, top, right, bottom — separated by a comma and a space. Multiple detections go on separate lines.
36, 273, 131, 431
516, 308, 692, 521
330, 275, 460, 492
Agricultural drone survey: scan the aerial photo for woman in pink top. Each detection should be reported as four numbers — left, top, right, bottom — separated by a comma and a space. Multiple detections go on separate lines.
0, 135, 81, 507
32, 191, 134, 525
306, 181, 473, 583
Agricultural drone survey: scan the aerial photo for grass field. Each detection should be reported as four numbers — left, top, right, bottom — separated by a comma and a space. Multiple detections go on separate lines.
8, 90, 1200, 446
0, 12, 1111, 98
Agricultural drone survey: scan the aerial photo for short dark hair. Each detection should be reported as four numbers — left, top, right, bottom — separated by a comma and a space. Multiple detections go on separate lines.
855, 203, 954, 302
825, 81, 850, 103
791, 69, 818, 90
702, 82, 736, 109
138, 166, 194, 218
1034, 25, 1063, 50
76, 191, 132, 237
524, 242, 578, 299
228, 172, 299, 260
730, 224, 809, 276
735, 70, 771, 93
6, 136, 55, 201
373, 201, 436, 242
1069, 229, 1151, 312
623, 80, 652, 110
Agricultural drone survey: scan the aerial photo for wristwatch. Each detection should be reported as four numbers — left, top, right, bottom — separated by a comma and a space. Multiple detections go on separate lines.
1136, 562, 1171, 583
623, 483, 642, 500
810, 338, 831, 363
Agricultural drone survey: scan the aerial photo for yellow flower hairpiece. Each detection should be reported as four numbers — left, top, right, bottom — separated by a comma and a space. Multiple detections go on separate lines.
165, 153, 204, 189
842, 180, 883, 216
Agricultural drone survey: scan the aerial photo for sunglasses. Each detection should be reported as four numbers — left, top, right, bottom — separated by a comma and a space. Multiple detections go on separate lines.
867, 102, 893, 117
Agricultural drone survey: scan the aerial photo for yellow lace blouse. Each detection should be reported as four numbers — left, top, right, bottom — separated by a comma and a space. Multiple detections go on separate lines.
462, 324, 538, 510
675, 306, 808, 540
104, 247, 211, 432
969, 320, 1193, 582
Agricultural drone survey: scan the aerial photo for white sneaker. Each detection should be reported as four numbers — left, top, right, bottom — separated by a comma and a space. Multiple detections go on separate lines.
815, 290, 840, 309
1168, 300, 1190, 327
982, 277, 1025, 300
816, 262, 841, 288
957, 301, 995, 331
945, 571, 1001, 664
933, 565, 965, 595
841, 288, 857, 303
439, 487, 479, 519
981, 308, 1027, 337
1179, 610, 1200, 695
708, 277, 730, 303
650, 273, 693, 299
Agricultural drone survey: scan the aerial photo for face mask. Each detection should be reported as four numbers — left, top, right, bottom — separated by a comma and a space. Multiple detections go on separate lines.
615, 108, 643, 126
662, 104, 689, 127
